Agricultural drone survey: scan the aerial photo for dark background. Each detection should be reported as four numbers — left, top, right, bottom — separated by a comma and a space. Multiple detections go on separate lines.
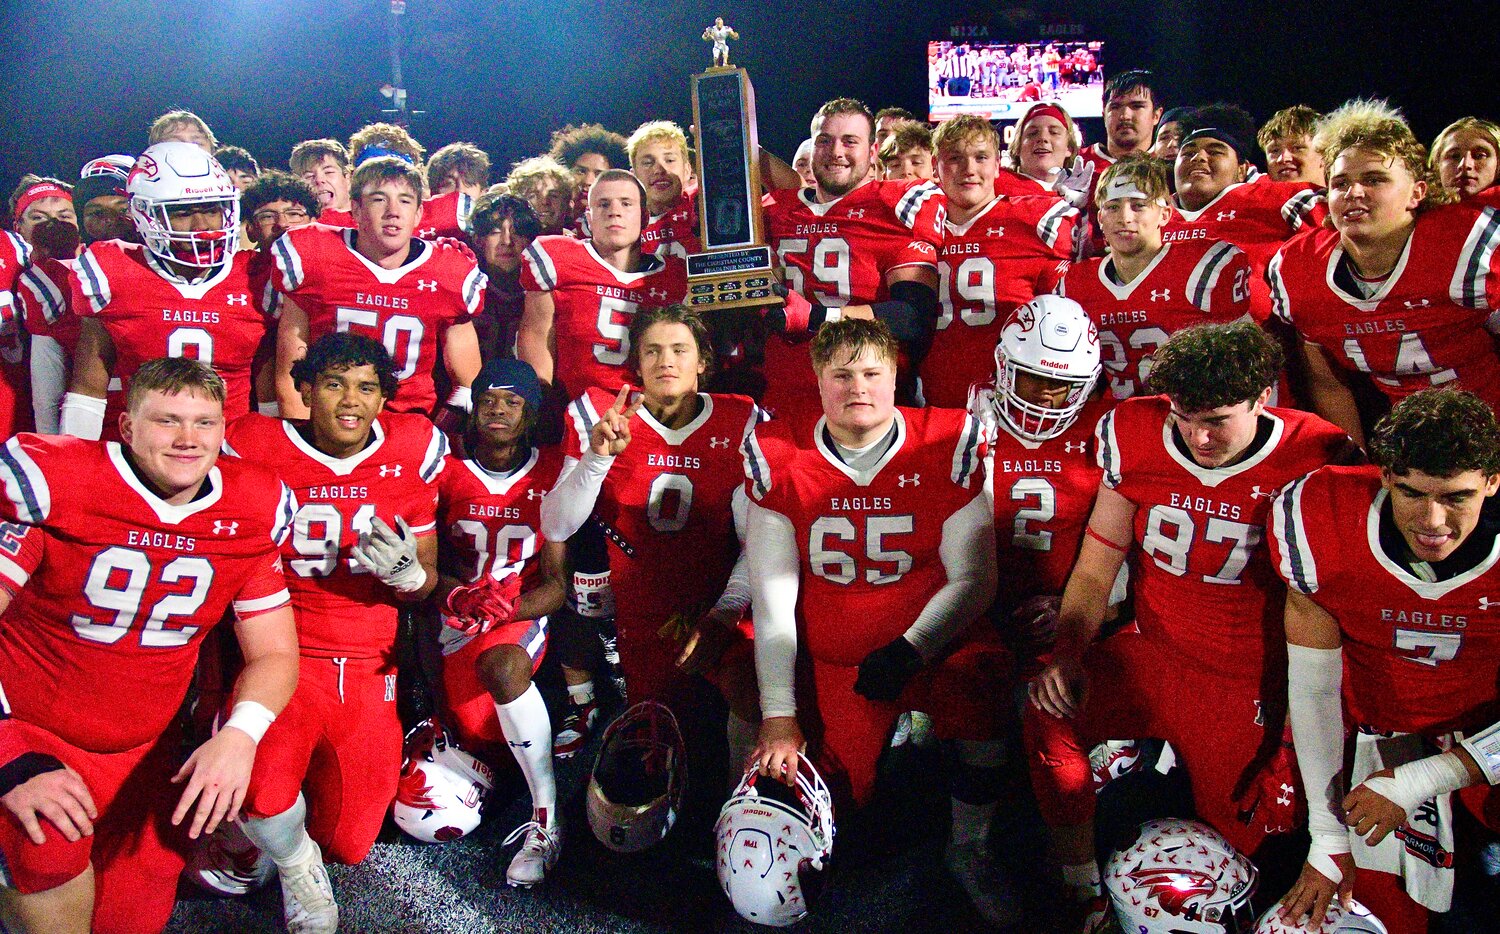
2, 0, 1496, 206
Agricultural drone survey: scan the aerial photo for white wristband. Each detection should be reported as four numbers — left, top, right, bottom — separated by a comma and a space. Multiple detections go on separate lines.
257, 401, 281, 417
59, 392, 107, 440
1459, 720, 1500, 785
222, 700, 276, 744
446, 385, 472, 412
1361, 752, 1471, 817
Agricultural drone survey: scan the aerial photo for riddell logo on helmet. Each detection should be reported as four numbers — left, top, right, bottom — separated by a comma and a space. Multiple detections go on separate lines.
1039, 359, 1072, 370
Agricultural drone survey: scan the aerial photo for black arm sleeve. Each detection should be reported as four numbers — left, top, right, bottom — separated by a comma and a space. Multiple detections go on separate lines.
870, 279, 940, 342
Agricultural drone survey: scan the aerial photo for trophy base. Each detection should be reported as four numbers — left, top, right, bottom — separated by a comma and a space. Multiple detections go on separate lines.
686, 246, 782, 311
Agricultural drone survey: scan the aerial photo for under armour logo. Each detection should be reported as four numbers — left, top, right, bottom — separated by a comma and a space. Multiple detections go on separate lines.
224, 293, 249, 306
1276, 783, 1295, 807
1065, 441, 1086, 453
847, 208, 866, 219
709, 436, 730, 449
1249, 485, 1276, 500
379, 464, 403, 477
1404, 299, 1431, 309
416, 279, 438, 292
416, 227, 437, 238
212, 520, 239, 535
1480, 597, 1500, 610
671, 211, 688, 222
384, 674, 397, 702
1216, 210, 1237, 222
1150, 289, 1171, 302
508, 739, 532, 748
898, 473, 920, 487
527, 488, 546, 500
987, 226, 1006, 238
647, 287, 667, 301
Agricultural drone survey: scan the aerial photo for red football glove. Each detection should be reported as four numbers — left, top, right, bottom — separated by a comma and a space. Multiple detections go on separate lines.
767, 284, 818, 338
1235, 724, 1303, 835
442, 574, 523, 636
434, 235, 477, 263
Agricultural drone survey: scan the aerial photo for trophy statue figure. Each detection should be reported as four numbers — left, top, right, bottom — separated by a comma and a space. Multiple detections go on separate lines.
701, 17, 739, 68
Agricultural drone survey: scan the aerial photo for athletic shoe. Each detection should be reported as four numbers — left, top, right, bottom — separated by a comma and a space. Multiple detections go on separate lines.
504, 820, 562, 887
278, 839, 338, 934
553, 700, 599, 758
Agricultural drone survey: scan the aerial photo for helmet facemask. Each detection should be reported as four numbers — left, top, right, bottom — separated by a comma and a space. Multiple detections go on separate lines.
994, 344, 1099, 441
133, 196, 239, 269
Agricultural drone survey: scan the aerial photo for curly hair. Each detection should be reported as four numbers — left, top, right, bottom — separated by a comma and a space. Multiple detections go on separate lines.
469, 190, 542, 241
1147, 322, 1282, 411
1314, 98, 1453, 210
1369, 389, 1500, 477
291, 333, 399, 398
547, 123, 628, 172
810, 317, 900, 374
213, 145, 259, 178
505, 156, 574, 204
629, 305, 715, 384
241, 170, 321, 220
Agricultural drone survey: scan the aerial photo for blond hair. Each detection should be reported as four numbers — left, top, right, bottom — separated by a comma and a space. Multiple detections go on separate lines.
1315, 99, 1452, 209
627, 121, 691, 167
505, 156, 574, 203
148, 110, 217, 149
1095, 153, 1172, 204
348, 122, 425, 166
1430, 116, 1500, 174
1007, 104, 1081, 167
932, 115, 1000, 157
127, 357, 226, 412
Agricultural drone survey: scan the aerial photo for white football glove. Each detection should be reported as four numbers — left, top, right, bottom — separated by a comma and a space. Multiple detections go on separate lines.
1053, 156, 1095, 210
353, 516, 427, 594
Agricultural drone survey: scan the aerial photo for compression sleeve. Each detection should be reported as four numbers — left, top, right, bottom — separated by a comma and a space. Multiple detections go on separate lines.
539, 451, 612, 542
748, 499, 801, 719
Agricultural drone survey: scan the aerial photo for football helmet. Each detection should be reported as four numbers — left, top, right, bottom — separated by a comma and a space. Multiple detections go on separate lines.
586, 700, 686, 852
1105, 818, 1258, 933
81, 154, 137, 182
184, 820, 275, 896
1254, 898, 1387, 933
715, 759, 836, 928
392, 719, 494, 843
127, 141, 240, 269
993, 294, 1100, 441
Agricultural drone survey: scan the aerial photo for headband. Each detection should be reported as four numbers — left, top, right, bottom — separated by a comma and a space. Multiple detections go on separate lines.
356, 143, 417, 167
1181, 127, 1250, 163
1099, 175, 1165, 206
14, 183, 73, 222
1020, 104, 1069, 132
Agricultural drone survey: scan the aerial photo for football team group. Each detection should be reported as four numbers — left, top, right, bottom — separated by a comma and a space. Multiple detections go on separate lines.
2, 63, 1500, 934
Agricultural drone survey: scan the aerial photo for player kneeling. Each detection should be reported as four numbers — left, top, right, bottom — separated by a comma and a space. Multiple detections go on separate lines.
425, 358, 568, 885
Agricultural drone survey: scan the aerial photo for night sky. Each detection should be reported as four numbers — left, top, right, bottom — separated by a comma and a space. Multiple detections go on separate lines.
2, 0, 1496, 202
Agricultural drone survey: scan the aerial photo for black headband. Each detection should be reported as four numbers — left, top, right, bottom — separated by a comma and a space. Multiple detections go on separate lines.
1182, 127, 1250, 164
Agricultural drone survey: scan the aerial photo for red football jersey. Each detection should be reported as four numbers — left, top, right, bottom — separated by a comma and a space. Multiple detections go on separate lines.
15, 255, 82, 348
1270, 465, 1500, 736
0, 232, 33, 439
1061, 239, 1254, 400
568, 389, 761, 620
762, 180, 945, 419
224, 412, 446, 658
71, 242, 270, 436
318, 207, 355, 229
743, 406, 987, 665
415, 191, 475, 242
519, 235, 687, 399
924, 193, 1076, 408
1165, 180, 1327, 291
1098, 397, 1349, 681
271, 224, 486, 415
974, 390, 1108, 602
436, 446, 563, 592
0, 435, 293, 752
993, 169, 1059, 200
1268, 204, 1500, 410
640, 190, 701, 260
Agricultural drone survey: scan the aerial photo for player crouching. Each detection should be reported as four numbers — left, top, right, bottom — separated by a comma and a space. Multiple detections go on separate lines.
426, 358, 568, 885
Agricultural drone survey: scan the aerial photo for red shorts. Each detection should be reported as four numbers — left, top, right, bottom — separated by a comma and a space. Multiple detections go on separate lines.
242, 655, 401, 865
1023, 629, 1280, 856
0, 719, 185, 934
806, 628, 1010, 808
439, 614, 548, 750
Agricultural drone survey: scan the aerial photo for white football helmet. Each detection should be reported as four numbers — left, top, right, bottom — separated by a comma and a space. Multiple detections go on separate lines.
586, 700, 686, 852
993, 294, 1101, 441
715, 759, 836, 928
81, 154, 137, 181
392, 719, 494, 843
127, 141, 239, 269
184, 820, 275, 896
1105, 819, 1258, 933
1254, 898, 1387, 934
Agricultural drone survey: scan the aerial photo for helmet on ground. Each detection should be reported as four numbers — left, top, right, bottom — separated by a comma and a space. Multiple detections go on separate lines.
393, 718, 494, 843
1105, 818, 1258, 933
586, 700, 686, 852
715, 758, 836, 927
1254, 897, 1387, 933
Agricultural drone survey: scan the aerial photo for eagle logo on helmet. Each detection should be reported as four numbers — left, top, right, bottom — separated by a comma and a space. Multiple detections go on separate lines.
129, 154, 160, 186
1015, 304, 1037, 332
1125, 867, 1218, 916
396, 762, 442, 813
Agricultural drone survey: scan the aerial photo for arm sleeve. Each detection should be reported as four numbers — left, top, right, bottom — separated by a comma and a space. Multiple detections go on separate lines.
747, 500, 801, 719
539, 451, 612, 542
28, 335, 66, 434
902, 491, 998, 659
1287, 644, 1352, 864
709, 486, 752, 620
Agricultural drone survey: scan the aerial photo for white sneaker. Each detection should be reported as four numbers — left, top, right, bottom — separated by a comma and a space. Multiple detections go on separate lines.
503, 820, 562, 887
945, 840, 1022, 928
278, 839, 339, 933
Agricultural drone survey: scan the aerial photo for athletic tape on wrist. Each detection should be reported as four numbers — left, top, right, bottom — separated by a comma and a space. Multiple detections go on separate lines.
223, 701, 277, 744
1460, 720, 1500, 785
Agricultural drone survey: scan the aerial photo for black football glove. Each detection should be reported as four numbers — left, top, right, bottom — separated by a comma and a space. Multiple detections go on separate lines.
854, 636, 923, 702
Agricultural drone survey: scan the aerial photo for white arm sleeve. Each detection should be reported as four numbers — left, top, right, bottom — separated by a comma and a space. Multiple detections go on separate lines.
539, 451, 613, 542
1288, 643, 1352, 879
902, 491, 997, 660
1460, 718, 1500, 785
59, 391, 106, 440
748, 499, 801, 719
29, 335, 66, 434
709, 486, 752, 620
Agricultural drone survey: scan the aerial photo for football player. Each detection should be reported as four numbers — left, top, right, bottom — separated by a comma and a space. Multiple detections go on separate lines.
214, 146, 259, 192
745, 318, 1013, 924
1258, 105, 1327, 186
1430, 117, 1500, 201
1085, 69, 1164, 172
346, 122, 473, 241
0, 358, 298, 934
762, 98, 944, 420
64, 143, 272, 442
241, 172, 319, 253
147, 109, 216, 154
434, 358, 567, 886
548, 123, 630, 234
1150, 106, 1191, 163
427, 142, 491, 201
290, 139, 354, 228
1060, 155, 1253, 400
874, 107, 917, 150
1026, 323, 1352, 906
877, 121, 934, 182
5, 175, 75, 438
1268, 99, 1500, 446
271, 155, 486, 421
505, 156, 576, 236
0, 225, 33, 438
925, 115, 1077, 408
470, 191, 543, 361
517, 169, 687, 406
231, 333, 446, 933
627, 120, 701, 260
997, 102, 1082, 197
1272, 389, 1500, 931
792, 138, 817, 189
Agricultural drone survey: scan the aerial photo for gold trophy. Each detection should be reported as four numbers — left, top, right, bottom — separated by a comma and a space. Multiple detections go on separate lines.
688, 36, 780, 312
